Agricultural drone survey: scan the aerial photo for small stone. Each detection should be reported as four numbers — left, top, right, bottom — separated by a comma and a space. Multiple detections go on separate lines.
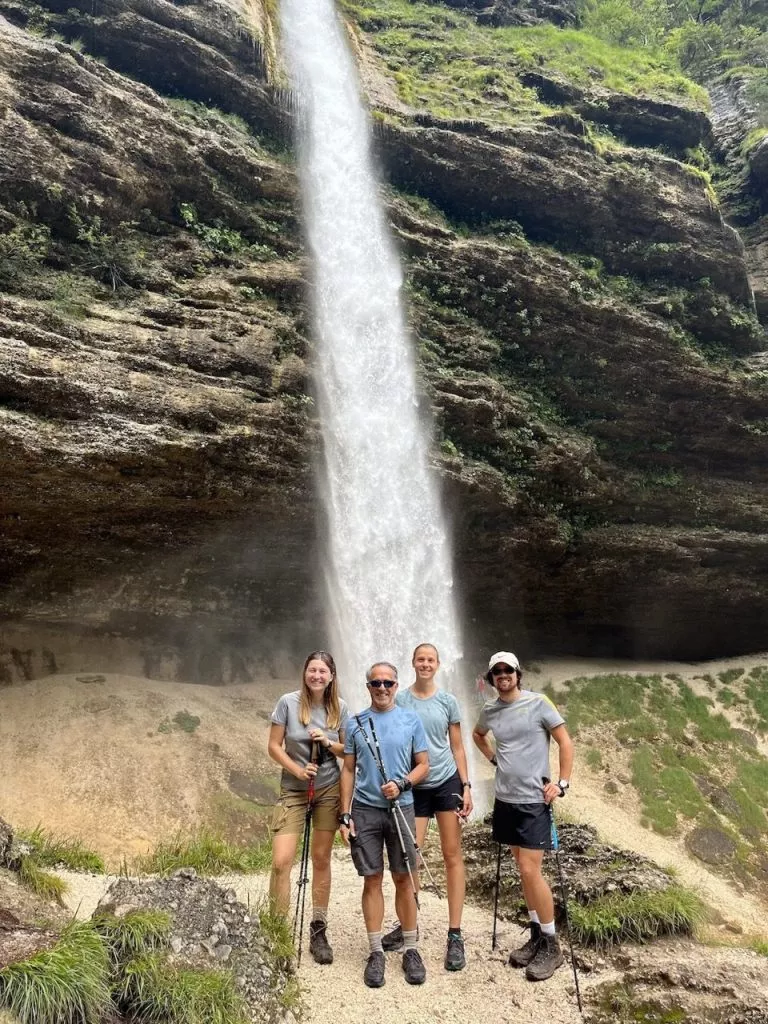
244, 914, 251, 923
172, 867, 198, 880
725, 921, 744, 934
224, 888, 237, 904
214, 944, 232, 962
170, 936, 183, 954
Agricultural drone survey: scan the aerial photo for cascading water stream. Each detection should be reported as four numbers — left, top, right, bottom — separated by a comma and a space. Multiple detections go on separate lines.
279, 0, 478, 786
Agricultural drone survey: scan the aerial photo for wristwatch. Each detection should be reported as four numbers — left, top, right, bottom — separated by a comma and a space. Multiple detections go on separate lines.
338, 812, 352, 828
396, 777, 413, 793
558, 779, 570, 796
462, 781, 472, 789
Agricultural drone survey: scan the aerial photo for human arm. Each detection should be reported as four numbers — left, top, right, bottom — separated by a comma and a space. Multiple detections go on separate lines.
339, 752, 357, 844
472, 723, 497, 765
449, 721, 474, 817
381, 749, 429, 800
542, 724, 574, 803
267, 723, 318, 782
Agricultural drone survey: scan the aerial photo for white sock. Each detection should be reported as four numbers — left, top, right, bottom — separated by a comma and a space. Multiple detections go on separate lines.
311, 907, 327, 924
540, 920, 556, 936
368, 931, 383, 953
528, 910, 540, 924
402, 929, 418, 951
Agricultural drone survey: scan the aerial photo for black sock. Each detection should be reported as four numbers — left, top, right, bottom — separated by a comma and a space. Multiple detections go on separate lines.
448, 927, 462, 938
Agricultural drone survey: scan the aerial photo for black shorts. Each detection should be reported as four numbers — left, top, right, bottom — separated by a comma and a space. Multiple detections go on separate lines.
413, 771, 464, 819
492, 799, 552, 851
349, 800, 418, 877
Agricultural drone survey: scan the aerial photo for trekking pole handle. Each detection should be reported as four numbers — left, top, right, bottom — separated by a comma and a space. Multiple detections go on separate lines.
308, 741, 319, 802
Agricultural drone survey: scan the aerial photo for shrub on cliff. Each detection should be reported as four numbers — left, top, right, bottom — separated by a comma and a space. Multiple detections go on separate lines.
0, 224, 50, 286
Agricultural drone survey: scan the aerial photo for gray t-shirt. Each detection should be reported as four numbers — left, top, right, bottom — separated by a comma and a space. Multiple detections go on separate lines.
271, 691, 350, 793
397, 688, 461, 788
475, 690, 565, 804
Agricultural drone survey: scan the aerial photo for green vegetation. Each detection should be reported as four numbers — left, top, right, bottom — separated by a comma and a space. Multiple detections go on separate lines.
134, 829, 273, 876
18, 827, 105, 873
258, 904, 295, 965
0, 224, 50, 285
341, 0, 704, 126
558, 671, 768, 888
94, 910, 172, 968
117, 954, 247, 1024
0, 923, 111, 1024
568, 885, 705, 949
179, 203, 277, 262
585, 747, 604, 770
17, 859, 68, 905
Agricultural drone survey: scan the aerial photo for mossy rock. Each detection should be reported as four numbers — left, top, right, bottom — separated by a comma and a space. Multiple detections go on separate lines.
684, 826, 737, 865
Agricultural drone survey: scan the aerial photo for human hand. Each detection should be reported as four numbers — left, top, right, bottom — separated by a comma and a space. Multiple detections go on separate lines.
542, 780, 561, 804
308, 728, 330, 749
297, 762, 319, 782
381, 780, 401, 800
460, 787, 473, 819
339, 816, 355, 845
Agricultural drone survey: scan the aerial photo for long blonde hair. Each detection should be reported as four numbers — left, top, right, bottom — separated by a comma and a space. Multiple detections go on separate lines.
299, 650, 341, 730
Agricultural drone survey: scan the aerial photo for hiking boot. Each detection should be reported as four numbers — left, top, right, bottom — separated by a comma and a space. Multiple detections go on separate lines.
382, 923, 403, 951
507, 922, 542, 968
402, 947, 426, 985
525, 933, 565, 981
308, 920, 333, 965
364, 950, 386, 988
444, 933, 466, 971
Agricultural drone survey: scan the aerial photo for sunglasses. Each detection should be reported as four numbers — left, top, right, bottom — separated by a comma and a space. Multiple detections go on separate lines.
491, 664, 516, 676
368, 679, 397, 689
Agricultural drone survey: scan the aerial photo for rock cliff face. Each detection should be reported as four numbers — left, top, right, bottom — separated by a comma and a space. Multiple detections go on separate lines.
1, 0, 767, 677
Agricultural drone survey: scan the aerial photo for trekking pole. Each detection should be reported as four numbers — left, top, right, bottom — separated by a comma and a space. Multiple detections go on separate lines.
491, 842, 501, 951
292, 741, 318, 964
543, 778, 583, 1015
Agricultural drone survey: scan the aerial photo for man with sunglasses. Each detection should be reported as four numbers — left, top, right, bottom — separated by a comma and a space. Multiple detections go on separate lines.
339, 662, 430, 988
473, 651, 573, 983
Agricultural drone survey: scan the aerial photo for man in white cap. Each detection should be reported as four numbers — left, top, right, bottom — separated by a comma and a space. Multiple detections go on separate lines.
472, 651, 573, 982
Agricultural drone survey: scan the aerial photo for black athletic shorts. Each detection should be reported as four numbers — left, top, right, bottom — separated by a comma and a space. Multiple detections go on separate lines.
413, 771, 464, 819
349, 800, 418, 877
492, 799, 552, 851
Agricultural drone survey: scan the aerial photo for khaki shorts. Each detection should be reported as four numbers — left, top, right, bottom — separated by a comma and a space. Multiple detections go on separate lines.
270, 782, 341, 836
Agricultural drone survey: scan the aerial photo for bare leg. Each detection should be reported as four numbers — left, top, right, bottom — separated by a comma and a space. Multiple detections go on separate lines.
515, 847, 554, 922
392, 872, 418, 932
362, 874, 385, 933
310, 829, 335, 913
435, 810, 465, 930
269, 833, 300, 915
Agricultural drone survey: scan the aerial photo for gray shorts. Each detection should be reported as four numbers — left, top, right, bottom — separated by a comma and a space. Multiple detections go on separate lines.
349, 800, 418, 877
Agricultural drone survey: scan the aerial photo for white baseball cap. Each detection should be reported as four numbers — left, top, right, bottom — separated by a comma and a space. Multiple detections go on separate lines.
486, 651, 521, 683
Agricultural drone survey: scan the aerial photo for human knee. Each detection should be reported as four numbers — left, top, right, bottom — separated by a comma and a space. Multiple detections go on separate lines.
311, 847, 331, 871
517, 854, 543, 883
391, 872, 412, 891
363, 873, 384, 892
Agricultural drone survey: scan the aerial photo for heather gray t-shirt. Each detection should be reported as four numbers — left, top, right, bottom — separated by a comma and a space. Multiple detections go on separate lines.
475, 690, 565, 804
271, 691, 350, 793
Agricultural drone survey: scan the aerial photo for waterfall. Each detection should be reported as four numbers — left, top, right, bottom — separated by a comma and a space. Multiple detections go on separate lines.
279, 0, 476, 769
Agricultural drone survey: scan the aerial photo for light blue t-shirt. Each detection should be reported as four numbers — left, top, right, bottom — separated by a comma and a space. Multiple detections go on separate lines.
344, 706, 428, 809
397, 688, 461, 788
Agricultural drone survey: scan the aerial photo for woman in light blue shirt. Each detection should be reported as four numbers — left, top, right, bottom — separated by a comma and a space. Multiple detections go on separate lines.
384, 642, 473, 971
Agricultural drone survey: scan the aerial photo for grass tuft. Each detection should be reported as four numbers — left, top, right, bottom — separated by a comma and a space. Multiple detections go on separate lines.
568, 886, 706, 950
117, 953, 247, 1024
17, 860, 68, 905
257, 901, 294, 964
93, 910, 172, 968
134, 829, 272, 876
0, 922, 111, 1024
17, 827, 105, 873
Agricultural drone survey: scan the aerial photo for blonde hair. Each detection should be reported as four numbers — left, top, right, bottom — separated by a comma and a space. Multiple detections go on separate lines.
299, 651, 341, 730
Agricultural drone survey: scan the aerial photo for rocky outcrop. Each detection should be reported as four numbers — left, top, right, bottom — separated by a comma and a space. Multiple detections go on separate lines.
1, 0, 768, 672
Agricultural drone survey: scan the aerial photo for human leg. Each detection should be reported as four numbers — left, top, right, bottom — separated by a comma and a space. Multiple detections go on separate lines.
436, 809, 466, 970
308, 828, 335, 965
268, 832, 300, 916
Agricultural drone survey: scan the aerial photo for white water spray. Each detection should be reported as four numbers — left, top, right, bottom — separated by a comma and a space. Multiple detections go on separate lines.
279, 0, 477, 769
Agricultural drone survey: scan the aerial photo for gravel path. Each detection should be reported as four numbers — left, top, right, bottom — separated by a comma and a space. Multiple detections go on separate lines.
59, 856, 592, 1024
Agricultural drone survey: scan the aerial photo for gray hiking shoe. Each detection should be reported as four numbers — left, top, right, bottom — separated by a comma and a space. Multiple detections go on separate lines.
525, 933, 565, 981
508, 922, 542, 968
445, 933, 466, 971
382, 923, 403, 951
309, 920, 333, 965
364, 950, 386, 988
402, 948, 426, 985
